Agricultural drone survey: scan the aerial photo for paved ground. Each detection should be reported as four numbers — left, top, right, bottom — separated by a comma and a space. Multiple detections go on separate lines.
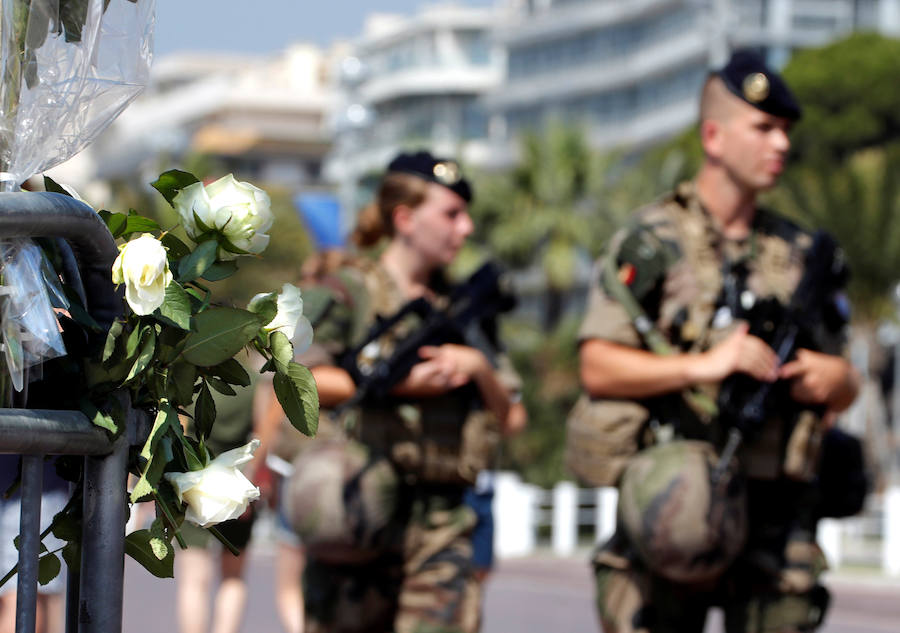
123, 547, 900, 633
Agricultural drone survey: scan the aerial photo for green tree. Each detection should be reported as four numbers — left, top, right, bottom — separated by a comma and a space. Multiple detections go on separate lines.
769, 144, 900, 323
469, 123, 613, 329
782, 32, 900, 162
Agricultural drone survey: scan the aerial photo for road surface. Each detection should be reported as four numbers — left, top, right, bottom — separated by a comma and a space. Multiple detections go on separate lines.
123, 548, 900, 633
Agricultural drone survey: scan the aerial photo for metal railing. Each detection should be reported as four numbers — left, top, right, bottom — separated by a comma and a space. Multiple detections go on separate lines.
0, 192, 139, 633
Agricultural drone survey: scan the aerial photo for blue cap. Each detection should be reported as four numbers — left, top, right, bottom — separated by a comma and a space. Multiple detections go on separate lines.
716, 50, 802, 121
387, 150, 472, 203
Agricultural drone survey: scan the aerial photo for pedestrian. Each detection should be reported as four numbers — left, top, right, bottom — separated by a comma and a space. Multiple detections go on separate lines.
570, 50, 861, 633
175, 371, 261, 633
0, 458, 66, 633
284, 150, 526, 633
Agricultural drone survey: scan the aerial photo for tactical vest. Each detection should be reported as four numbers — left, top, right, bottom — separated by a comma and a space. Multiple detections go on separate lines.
566, 182, 833, 486
345, 261, 502, 485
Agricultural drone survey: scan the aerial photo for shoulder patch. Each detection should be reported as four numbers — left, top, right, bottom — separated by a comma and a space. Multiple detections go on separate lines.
608, 224, 680, 302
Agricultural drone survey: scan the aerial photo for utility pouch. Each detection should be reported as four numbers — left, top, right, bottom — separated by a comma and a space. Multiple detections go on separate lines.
815, 427, 868, 519
565, 394, 649, 486
783, 410, 824, 482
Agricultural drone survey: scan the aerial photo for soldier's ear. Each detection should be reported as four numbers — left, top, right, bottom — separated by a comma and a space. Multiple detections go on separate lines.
700, 119, 724, 159
391, 204, 415, 236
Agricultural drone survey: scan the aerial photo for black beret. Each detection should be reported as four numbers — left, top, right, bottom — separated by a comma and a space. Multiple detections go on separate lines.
715, 49, 802, 121
386, 150, 472, 203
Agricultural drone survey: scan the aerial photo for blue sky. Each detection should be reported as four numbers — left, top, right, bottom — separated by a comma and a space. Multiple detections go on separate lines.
154, 0, 495, 56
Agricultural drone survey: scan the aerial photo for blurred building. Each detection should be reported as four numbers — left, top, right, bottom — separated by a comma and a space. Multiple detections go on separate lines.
48, 43, 335, 202
323, 3, 503, 232
486, 0, 900, 163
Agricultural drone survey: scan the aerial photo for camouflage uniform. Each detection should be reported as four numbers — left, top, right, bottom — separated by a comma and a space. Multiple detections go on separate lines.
293, 258, 518, 633
581, 182, 846, 633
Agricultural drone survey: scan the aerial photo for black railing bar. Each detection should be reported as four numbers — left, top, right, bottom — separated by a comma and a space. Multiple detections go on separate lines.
0, 410, 112, 456
0, 192, 122, 339
65, 480, 80, 633
15, 455, 44, 633
78, 427, 129, 633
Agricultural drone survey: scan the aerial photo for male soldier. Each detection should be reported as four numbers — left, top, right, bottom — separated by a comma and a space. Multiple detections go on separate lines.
578, 50, 860, 632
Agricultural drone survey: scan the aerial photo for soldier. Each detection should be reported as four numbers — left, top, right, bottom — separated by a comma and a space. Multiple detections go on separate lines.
284, 151, 526, 633
572, 51, 860, 632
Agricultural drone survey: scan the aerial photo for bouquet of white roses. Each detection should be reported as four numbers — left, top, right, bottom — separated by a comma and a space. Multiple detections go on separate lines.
0, 0, 320, 584
6, 170, 320, 583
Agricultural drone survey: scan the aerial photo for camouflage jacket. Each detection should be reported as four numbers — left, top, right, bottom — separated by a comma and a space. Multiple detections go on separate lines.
301, 258, 519, 485
579, 181, 850, 479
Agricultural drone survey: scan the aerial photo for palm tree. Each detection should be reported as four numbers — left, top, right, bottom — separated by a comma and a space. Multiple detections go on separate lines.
771, 144, 900, 324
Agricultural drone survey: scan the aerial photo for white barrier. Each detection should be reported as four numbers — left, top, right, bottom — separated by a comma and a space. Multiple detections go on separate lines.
493, 472, 899, 575
884, 486, 900, 576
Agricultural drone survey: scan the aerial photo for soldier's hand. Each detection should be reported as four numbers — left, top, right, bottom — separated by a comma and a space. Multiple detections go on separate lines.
397, 358, 465, 395
393, 344, 486, 396
779, 348, 859, 410
698, 323, 779, 383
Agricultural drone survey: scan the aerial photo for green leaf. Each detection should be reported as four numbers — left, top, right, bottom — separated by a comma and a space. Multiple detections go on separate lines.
209, 359, 251, 387
125, 327, 156, 382
102, 319, 124, 364
140, 404, 176, 462
131, 437, 172, 504
206, 376, 236, 396
43, 176, 68, 195
59, 0, 88, 42
37, 553, 61, 586
269, 331, 293, 374
61, 541, 80, 573
157, 325, 189, 366
201, 260, 239, 282
157, 282, 192, 330
169, 362, 197, 407
160, 233, 191, 259
124, 530, 174, 578
181, 308, 263, 367
123, 213, 161, 236
152, 170, 200, 206
192, 210, 213, 235
125, 324, 147, 360
247, 292, 277, 326
99, 211, 128, 238
273, 362, 319, 436
194, 381, 216, 440
177, 240, 219, 283
179, 436, 204, 471
50, 512, 81, 542
81, 398, 118, 434
216, 238, 251, 257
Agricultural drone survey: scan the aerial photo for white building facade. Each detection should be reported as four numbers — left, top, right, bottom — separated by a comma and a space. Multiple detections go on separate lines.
49, 44, 336, 200
323, 4, 503, 231
487, 0, 900, 161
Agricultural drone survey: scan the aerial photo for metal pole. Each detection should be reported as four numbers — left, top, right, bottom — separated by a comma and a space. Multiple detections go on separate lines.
15, 455, 44, 633
77, 429, 128, 633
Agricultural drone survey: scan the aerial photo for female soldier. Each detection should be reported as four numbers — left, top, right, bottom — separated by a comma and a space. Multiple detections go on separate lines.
289, 151, 526, 633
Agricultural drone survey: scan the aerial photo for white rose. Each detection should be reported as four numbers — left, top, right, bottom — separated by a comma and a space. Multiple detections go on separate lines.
111, 233, 173, 316
248, 283, 313, 353
172, 174, 274, 260
164, 439, 261, 528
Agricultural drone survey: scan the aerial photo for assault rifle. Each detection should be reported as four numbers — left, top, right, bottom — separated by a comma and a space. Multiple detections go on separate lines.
712, 230, 847, 482
333, 260, 515, 415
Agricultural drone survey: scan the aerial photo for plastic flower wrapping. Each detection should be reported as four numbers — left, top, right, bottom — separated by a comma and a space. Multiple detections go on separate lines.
0, 0, 154, 399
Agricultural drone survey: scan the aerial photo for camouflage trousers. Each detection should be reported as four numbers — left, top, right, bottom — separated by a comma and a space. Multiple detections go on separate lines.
593, 537, 830, 633
304, 485, 481, 633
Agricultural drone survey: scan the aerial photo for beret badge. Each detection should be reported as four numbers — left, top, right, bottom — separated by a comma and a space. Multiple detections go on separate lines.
742, 72, 770, 104
432, 160, 462, 186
